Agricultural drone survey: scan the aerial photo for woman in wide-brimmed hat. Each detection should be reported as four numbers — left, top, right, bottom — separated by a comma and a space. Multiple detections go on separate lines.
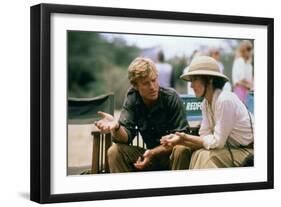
161, 56, 254, 168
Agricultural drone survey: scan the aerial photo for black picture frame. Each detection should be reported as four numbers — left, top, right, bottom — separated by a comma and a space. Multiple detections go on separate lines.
30, 3, 274, 204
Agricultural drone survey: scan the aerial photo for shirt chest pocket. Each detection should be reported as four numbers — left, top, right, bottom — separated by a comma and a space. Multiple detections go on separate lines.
137, 116, 168, 131
151, 116, 170, 135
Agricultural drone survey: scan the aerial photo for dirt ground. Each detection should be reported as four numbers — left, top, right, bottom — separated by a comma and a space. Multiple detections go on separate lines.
67, 111, 122, 174
67, 110, 198, 175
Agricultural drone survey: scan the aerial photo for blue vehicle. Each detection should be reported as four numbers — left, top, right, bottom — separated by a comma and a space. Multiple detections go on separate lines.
180, 91, 254, 123
246, 91, 254, 114
180, 95, 203, 122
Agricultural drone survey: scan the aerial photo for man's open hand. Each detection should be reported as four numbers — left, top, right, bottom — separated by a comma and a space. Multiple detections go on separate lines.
94, 111, 118, 134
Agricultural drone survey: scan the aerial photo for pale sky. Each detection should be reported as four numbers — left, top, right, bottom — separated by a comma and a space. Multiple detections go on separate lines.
101, 33, 237, 59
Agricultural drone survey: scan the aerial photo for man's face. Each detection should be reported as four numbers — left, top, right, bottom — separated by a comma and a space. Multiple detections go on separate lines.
135, 74, 159, 104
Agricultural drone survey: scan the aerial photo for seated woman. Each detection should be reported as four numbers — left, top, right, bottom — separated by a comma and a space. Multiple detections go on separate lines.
161, 56, 254, 168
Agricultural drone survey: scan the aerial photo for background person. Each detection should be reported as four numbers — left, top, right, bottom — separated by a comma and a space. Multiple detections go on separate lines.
209, 47, 224, 73
182, 50, 202, 95
232, 40, 253, 103
209, 47, 232, 92
95, 57, 191, 173
161, 56, 254, 169
155, 50, 175, 88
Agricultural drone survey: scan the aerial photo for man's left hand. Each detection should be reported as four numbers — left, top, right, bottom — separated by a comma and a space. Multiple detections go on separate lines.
134, 150, 153, 170
160, 133, 184, 146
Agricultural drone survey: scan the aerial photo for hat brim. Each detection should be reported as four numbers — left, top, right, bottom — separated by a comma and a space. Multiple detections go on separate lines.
180, 69, 229, 82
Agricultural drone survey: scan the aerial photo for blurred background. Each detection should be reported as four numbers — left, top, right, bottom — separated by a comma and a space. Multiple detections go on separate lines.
68, 31, 248, 109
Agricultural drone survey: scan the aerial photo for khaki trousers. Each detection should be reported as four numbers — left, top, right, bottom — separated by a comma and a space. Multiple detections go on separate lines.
189, 147, 253, 169
107, 143, 192, 173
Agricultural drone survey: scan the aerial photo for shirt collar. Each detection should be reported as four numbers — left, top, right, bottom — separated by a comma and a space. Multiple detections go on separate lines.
212, 89, 222, 105
135, 88, 164, 112
206, 89, 222, 110
151, 88, 164, 112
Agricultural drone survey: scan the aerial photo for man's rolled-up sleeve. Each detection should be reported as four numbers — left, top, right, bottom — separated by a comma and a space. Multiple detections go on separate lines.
119, 103, 137, 144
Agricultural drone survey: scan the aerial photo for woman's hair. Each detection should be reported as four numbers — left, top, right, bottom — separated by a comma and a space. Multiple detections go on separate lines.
128, 57, 158, 86
197, 75, 226, 90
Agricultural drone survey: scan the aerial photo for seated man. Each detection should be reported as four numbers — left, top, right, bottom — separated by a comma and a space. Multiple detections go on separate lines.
95, 57, 191, 173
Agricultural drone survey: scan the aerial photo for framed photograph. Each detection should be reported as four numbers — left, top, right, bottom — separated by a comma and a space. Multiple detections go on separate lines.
30, 3, 274, 203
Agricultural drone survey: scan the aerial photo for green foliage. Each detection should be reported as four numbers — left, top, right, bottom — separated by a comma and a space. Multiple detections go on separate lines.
68, 31, 241, 109
68, 31, 139, 108
221, 53, 235, 84
168, 56, 188, 94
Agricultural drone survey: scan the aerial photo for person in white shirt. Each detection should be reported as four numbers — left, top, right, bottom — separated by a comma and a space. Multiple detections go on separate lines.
183, 50, 202, 95
232, 40, 253, 103
155, 51, 175, 88
209, 48, 224, 73
161, 56, 254, 168
209, 47, 232, 92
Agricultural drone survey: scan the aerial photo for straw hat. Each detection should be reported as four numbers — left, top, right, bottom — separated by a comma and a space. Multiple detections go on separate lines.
180, 56, 229, 82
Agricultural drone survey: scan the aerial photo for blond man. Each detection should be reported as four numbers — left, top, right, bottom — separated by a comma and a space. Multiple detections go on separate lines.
95, 57, 190, 173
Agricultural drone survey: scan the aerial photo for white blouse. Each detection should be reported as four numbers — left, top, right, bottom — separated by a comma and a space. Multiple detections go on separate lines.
200, 89, 254, 149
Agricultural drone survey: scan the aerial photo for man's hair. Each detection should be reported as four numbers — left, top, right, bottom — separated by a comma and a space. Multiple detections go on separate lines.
128, 57, 158, 86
